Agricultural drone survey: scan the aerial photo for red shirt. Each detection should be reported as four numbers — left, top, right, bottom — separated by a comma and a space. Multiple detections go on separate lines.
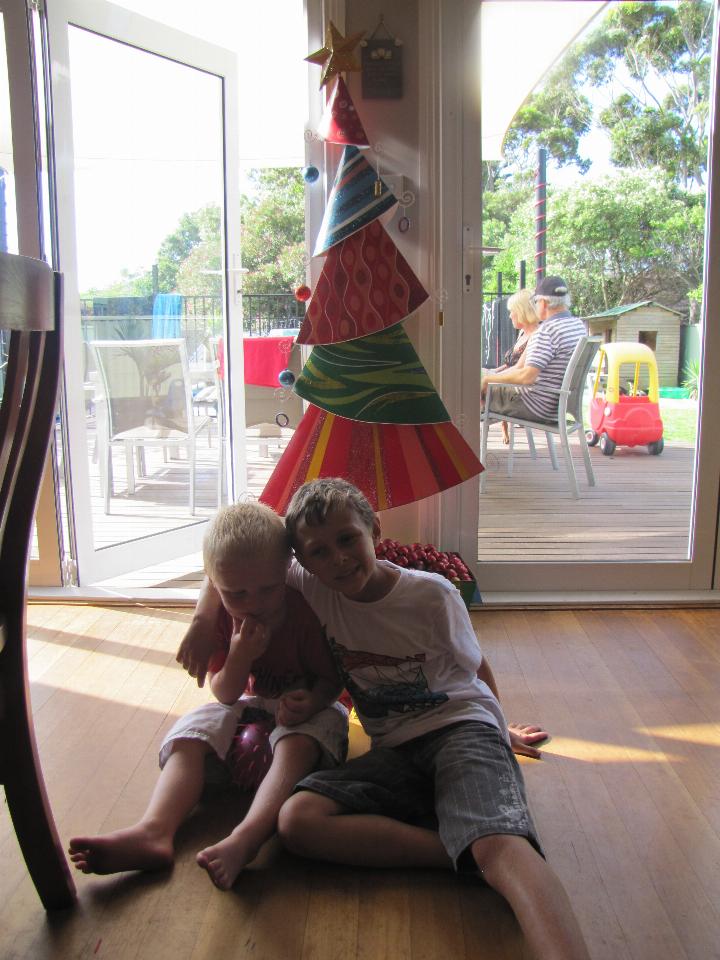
208, 587, 340, 699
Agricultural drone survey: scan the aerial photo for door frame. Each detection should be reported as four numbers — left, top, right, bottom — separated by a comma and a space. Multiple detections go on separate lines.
45, 0, 245, 584
423, 0, 720, 596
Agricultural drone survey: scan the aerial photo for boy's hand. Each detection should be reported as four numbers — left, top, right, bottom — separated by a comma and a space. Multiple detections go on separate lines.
508, 722, 549, 759
231, 616, 270, 661
276, 688, 316, 727
177, 619, 217, 688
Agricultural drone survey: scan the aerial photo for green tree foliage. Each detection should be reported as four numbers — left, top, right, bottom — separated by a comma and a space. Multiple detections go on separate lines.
239, 167, 305, 295
503, 0, 713, 187
82, 168, 305, 300
495, 170, 704, 316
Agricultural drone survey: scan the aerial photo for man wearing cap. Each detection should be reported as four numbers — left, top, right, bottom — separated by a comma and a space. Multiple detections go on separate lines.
481, 276, 587, 423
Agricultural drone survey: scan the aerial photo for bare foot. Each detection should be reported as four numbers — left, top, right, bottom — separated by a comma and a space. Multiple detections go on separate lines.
68, 824, 174, 875
196, 830, 261, 890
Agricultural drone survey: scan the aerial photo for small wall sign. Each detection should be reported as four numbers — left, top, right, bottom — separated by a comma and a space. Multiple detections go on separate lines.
361, 16, 403, 99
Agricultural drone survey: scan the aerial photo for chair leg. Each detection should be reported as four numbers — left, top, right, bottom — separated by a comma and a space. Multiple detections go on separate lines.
577, 426, 596, 487
479, 415, 490, 493
104, 445, 112, 514
3, 644, 76, 910
559, 427, 580, 498
507, 423, 515, 477
124, 441, 136, 495
189, 441, 196, 515
525, 428, 537, 460
546, 433, 559, 470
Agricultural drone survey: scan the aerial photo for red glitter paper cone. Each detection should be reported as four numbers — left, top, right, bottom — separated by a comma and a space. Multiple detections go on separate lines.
260, 405, 483, 515
318, 76, 370, 146
298, 219, 429, 345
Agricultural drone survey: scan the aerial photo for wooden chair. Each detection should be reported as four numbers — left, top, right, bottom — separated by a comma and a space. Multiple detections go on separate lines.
480, 335, 602, 499
0, 252, 76, 909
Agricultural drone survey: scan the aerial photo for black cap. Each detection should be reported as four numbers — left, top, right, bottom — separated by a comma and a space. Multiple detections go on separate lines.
534, 275, 569, 297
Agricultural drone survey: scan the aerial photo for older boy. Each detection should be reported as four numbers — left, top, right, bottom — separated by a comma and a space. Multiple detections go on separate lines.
69, 502, 346, 890
273, 479, 589, 959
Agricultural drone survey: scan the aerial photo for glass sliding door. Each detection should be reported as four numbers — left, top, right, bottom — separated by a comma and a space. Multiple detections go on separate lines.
439, 0, 720, 596
47, 0, 245, 583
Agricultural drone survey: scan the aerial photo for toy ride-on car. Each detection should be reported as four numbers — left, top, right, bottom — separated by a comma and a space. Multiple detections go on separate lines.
586, 341, 664, 456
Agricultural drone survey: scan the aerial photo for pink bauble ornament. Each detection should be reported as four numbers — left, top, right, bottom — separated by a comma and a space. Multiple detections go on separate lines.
227, 721, 273, 791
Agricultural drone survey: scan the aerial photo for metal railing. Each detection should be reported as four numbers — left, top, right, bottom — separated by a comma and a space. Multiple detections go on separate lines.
79, 292, 305, 352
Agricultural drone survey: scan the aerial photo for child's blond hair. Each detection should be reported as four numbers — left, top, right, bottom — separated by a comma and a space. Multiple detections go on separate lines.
203, 502, 289, 580
285, 478, 375, 549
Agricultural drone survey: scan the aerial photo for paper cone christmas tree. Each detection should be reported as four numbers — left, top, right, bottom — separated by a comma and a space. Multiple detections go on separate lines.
260, 406, 482, 514
297, 218, 429, 345
318, 76, 370, 146
294, 326, 449, 424
260, 25, 482, 514
314, 145, 397, 256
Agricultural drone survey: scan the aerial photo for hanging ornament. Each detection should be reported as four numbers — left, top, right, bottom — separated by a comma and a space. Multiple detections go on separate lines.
305, 21, 365, 88
278, 368, 296, 387
302, 165, 320, 183
295, 284, 312, 302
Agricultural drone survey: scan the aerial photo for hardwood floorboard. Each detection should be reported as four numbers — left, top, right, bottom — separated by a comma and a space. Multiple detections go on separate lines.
2, 604, 720, 959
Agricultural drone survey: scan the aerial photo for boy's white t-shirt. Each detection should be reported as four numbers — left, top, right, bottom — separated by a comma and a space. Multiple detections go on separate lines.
287, 559, 508, 749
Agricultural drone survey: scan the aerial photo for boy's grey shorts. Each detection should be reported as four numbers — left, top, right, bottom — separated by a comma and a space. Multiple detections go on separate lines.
295, 720, 542, 871
159, 697, 349, 774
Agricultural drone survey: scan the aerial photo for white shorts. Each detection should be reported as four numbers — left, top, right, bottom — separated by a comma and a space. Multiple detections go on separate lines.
159, 696, 349, 772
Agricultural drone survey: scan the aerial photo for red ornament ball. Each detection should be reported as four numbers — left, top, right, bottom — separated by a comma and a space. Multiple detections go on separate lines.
227, 721, 273, 791
295, 285, 312, 302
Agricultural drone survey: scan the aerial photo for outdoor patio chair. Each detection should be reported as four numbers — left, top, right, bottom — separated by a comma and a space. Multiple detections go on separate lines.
0, 251, 76, 910
91, 338, 208, 514
480, 334, 602, 499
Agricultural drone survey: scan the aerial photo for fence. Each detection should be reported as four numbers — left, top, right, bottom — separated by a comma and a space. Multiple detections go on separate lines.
481, 292, 515, 369
79, 293, 305, 360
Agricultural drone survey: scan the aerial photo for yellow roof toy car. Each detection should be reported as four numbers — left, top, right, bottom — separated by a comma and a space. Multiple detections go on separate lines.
586, 342, 664, 456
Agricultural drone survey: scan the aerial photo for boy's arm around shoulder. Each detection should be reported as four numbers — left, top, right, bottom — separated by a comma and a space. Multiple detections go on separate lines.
176, 576, 223, 687
476, 657, 548, 759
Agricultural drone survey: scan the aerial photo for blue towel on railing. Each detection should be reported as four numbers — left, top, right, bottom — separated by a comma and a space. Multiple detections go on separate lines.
151, 293, 182, 338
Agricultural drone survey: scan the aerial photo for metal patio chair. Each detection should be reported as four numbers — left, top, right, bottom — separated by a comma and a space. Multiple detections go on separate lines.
480, 335, 602, 499
91, 338, 208, 514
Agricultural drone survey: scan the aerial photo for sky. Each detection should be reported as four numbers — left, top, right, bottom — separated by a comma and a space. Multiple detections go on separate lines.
66, 0, 308, 290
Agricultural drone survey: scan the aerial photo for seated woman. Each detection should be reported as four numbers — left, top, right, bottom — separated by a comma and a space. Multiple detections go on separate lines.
482, 289, 539, 442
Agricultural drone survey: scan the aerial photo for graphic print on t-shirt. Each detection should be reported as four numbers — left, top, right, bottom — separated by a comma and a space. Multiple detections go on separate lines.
328, 637, 448, 718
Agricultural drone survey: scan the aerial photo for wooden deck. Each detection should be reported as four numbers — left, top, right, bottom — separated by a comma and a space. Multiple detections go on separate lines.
49, 408, 695, 590
478, 427, 694, 562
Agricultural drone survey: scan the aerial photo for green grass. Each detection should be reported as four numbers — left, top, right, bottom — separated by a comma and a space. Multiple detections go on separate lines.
658, 401, 698, 444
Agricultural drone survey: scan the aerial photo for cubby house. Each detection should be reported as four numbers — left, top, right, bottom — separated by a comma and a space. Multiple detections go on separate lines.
584, 300, 684, 387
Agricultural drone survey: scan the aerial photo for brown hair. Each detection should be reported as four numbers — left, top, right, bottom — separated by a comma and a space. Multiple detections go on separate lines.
285, 478, 375, 548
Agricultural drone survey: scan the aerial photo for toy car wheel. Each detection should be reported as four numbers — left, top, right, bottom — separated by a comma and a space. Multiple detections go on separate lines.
647, 439, 664, 455
585, 430, 599, 447
599, 432, 616, 456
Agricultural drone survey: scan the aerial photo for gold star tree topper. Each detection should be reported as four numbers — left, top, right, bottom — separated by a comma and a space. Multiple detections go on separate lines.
305, 21, 365, 88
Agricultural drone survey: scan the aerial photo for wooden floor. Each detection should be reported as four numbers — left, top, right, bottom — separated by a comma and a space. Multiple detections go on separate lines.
478, 428, 693, 561
3, 604, 720, 959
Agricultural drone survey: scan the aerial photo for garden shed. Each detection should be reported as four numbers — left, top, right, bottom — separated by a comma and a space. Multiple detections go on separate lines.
583, 301, 683, 387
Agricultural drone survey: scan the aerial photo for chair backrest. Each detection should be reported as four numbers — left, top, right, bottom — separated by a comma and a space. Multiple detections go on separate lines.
0, 252, 61, 557
209, 336, 226, 435
91, 338, 193, 440
562, 335, 602, 422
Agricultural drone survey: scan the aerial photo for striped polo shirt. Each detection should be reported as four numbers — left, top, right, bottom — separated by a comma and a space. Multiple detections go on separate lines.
519, 311, 587, 420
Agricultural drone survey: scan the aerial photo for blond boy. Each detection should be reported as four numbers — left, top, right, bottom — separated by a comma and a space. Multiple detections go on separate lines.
69, 502, 345, 890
